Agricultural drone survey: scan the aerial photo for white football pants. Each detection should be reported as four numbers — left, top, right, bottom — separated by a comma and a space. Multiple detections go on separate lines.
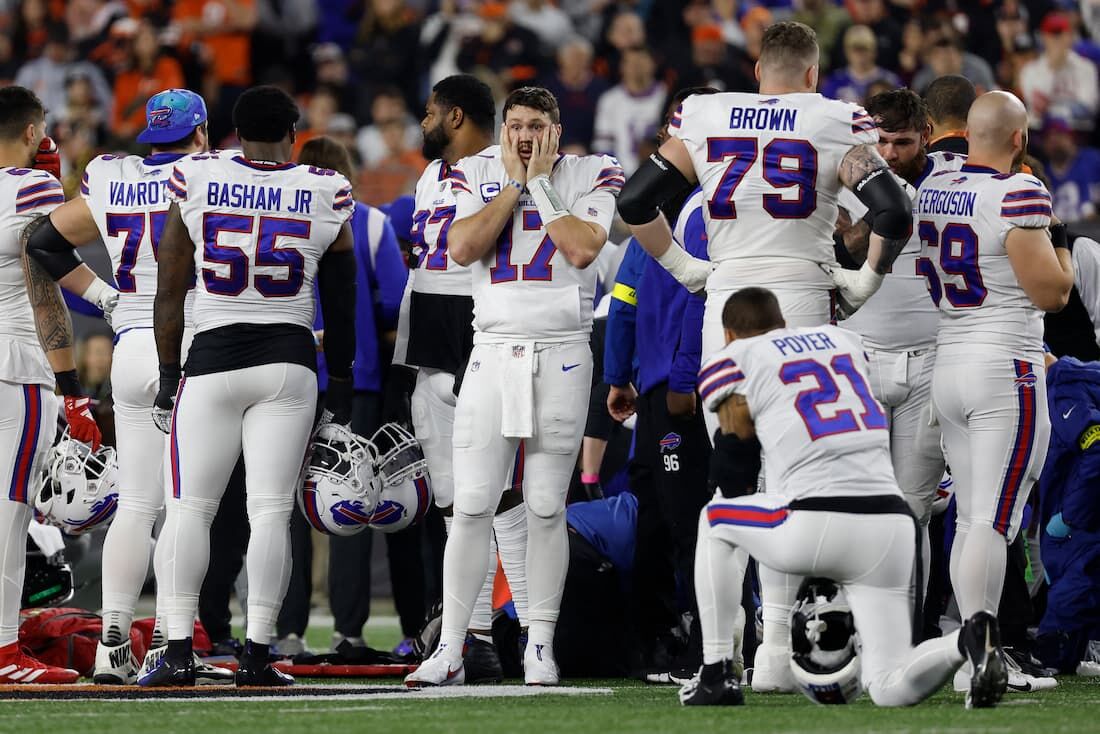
695, 491, 963, 705
159, 362, 316, 643
933, 347, 1050, 619
441, 340, 591, 654
0, 380, 55, 646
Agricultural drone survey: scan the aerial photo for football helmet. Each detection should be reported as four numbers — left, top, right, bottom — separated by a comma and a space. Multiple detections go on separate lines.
35, 427, 119, 536
367, 422, 432, 533
789, 577, 863, 705
298, 422, 381, 536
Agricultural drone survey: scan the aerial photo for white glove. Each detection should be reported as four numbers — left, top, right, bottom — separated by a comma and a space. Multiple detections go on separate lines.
656, 243, 715, 293
27, 519, 66, 559
821, 260, 884, 317
83, 277, 119, 327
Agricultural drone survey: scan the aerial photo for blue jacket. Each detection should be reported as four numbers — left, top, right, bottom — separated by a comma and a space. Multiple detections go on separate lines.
315, 201, 408, 392
1040, 357, 1100, 532
604, 190, 708, 395
566, 492, 638, 574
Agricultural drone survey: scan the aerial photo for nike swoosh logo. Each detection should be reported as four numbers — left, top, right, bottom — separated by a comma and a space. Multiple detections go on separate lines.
1007, 681, 1033, 692
1063, 406, 1075, 419
562, 364, 581, 372
446, 666, 461, 680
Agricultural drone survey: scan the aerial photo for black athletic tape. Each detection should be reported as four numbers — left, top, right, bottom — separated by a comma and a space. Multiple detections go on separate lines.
1050, 223, 1070, 251
26, 217, 84, 280
617, 152, 694, 225
853, 168, 913, 241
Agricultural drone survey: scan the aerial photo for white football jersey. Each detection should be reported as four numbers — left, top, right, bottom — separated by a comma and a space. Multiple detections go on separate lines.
840, 151, 966, 351
671, 92, 878, 290
410, 155, 474, 297
81, 152, 198, 331
165, 152, 353, 333
0, 167, 64, 386
451, 149, 622, 342
915, 163, 1051, 359
699, 325, 899, 499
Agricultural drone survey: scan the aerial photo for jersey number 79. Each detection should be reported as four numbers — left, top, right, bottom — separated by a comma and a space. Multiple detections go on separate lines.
706, 138, 817, 220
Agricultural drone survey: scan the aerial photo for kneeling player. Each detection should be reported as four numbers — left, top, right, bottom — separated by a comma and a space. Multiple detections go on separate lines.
683, 288, 1007, 708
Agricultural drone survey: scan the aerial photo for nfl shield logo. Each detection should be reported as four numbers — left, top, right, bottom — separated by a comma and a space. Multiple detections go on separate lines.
512, 345, 525, 358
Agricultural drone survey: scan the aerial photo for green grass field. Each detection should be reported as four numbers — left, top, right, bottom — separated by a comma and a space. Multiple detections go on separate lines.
2, 615, 1096, 733
1, 677, 1099, 734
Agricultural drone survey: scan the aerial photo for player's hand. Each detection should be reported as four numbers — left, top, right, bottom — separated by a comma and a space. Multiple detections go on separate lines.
63, 396, 102, 450
607, 383, 637, 422
821, 261, 884, 317
527, 124, 559, 181
382, 364, 418, 428
501, 124, 527, 187
152, 364, 181, 434
666, 390, 696, 418
34, 136, 61, 180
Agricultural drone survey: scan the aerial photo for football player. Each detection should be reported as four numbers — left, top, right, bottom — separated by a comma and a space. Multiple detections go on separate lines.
140, 86, 356, 687
917, 91, 1073, 665
406, 86, 622, 687
22, 88, 231, 685
684, 287, 1006, 709
0, 86, 99, 684
835, 89, 963, 584
391, 74, 528, 680
617, 20, 913, 690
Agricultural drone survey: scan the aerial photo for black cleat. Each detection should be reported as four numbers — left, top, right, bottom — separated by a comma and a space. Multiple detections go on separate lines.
464, 635, 504, 684
235, 660, 294, 687
679, 660, 744, 706
959, 611, 1008, 709
137, 654, 196, 687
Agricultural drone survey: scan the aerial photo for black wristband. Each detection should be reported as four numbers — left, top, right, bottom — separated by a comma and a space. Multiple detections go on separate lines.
54, 369, 82, 397
1050, 223, 1070, 251
159, 363, 182, 382
325, 377, 354, 425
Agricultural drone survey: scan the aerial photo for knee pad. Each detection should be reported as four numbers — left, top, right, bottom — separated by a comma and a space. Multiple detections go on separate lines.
246, 493, 294, 524
453, 484, 495, 519
524, 487, 565, 521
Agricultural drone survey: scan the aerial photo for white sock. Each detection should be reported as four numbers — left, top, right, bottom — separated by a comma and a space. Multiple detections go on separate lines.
440, 512, 494, 656
953, 523, 1007, 618
757, 565, 799, 657
525, 507, 568, 648
0, 501, 31, 647
694, 510, 745, 665
100, 504, 158, 644
445, 514, 499, 636
243, 492, 293, 643
493, 503, 528, 627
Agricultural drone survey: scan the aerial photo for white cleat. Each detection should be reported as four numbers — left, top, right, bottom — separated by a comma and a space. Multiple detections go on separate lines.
139, 644, 234, 686
953, 656, 1057, 694
523, 642, 560, 686
749, 643, 796, 693
405, 643, 465, 688
93, 640, 138, 684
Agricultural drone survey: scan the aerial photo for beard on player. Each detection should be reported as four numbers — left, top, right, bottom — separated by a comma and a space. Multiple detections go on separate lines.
422, 120, 449, 161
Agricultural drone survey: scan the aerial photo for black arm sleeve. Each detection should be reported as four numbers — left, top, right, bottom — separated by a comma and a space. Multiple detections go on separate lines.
318, 248, 356, 380
617, 152, 695, 225
26, 216, 83, 281
852, 168, 913, 241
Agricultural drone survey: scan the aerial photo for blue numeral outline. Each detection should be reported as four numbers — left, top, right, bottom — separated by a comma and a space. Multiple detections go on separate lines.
780, 355, 887, 441
107, 210, 169, 293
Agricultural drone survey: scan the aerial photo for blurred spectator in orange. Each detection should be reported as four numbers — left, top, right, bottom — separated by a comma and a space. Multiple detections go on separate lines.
792, 0, 849, 67
457, 1, 541, 89
1020, 11, 1099, 133
833, 0, 903, 72
349, 0, 424, 119
66, 0, 128, 58
593, 45, 665, 175
542, 36, 608, 154
740, 5, 772, 63
15, 22, 113, 126
511, 0, 575, 57
911, 21, 996, 95
173, 0, 257, 142
111, 19, 185, 141
710, 0, 746, 50
356, 86, 422, 169
821, 25, 900, 104
673, 23, 754, 93
292, 85, 339, 157
357, 91, 427, 206
1042, 117, 1100, 223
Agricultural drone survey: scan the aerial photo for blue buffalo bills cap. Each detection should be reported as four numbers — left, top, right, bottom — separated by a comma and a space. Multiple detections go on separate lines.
137, 89, 208, 144
381, 195, 416, 243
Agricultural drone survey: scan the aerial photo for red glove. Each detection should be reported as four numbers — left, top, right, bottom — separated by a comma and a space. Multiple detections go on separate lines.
63, 396, 102, 450
34, 136, 61, 180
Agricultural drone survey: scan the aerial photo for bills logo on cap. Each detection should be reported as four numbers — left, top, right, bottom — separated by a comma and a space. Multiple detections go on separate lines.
148, 107, 174, 128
